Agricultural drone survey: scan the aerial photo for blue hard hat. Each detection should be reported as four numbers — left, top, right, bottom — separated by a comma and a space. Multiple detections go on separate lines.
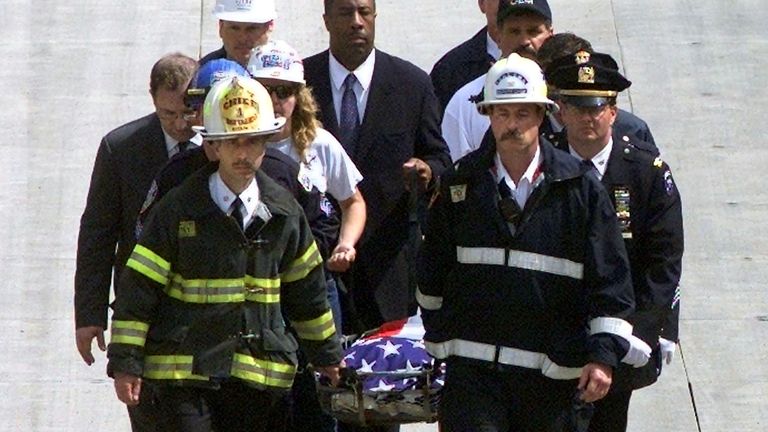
186, 59, 250, 109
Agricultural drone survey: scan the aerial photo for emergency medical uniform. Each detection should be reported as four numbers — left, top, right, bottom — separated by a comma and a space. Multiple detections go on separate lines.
418, 138, 636, 429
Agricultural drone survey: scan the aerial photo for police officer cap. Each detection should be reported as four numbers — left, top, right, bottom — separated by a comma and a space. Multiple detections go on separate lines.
546, 51, 631, 107
497, 0, 552, 25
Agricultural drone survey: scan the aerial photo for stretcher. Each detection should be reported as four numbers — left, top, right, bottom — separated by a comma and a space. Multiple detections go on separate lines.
315, 314, 443, 426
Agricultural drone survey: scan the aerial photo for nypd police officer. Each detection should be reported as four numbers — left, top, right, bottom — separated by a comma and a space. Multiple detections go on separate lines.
547, 51, 684, 432
418, 53, 650, 431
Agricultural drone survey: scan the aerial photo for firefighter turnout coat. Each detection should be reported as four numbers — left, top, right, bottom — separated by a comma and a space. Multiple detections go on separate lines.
417, 139, 636, 379
108, 164, 342, 391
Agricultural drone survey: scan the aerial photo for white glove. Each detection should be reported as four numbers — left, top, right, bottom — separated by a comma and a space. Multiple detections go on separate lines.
659, 337, 676, 365
621, 335, 652, 368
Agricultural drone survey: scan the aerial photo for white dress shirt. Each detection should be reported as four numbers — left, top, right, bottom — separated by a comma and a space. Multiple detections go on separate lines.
494, 145, 543, 209
208, 171, 263, 230
163, 130, 202, 158
486, 33, 501, 62
569, 138, 613, 181
329, 49, 376, 124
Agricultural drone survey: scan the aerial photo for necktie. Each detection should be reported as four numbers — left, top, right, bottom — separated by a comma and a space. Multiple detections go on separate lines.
582, 159, 599, 178
339, 74, 360, 154
230, 197, 244, 230
498, 180, 522, 225
169, 141, 192, 158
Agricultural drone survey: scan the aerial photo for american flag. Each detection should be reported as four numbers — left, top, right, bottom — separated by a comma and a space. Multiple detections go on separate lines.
342, 314, 445, 393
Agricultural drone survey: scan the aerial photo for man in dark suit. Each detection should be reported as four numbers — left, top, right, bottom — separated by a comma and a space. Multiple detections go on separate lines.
304, 0, 451, 333
547, 52, 684, 432
74, 52, 199, 431
430, 0, 501, 115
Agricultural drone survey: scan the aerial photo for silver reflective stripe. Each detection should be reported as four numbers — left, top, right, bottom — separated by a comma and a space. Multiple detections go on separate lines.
589, 317, 633, 339
456, 247, 505, 266
456, 247, 584, 280
425, 339, 582, 380
416, 288, 443, 311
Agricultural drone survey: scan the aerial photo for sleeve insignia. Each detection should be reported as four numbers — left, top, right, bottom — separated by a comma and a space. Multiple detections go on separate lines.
178, 221, 196, 238
449, 185, 467, 203
653, 157, 664, 168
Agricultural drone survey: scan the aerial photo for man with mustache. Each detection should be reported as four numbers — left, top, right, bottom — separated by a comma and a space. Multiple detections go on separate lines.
107, 75, 342, 432
418, 53, 646, 432
442, 0, 553, 161
200, 0, 276, 67
547, 51, 683, 432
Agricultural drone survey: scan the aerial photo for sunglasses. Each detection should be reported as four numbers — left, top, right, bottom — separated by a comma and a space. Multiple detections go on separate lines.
263, 84, 300, 99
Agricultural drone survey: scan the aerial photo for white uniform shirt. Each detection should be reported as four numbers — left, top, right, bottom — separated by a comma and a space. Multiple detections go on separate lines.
329, 49, 376, 123
269, 128, 363, 204
208, 171, 263, 229
494, 145, 543, 209
569, 138, 613, 181
441, 74, 490, 162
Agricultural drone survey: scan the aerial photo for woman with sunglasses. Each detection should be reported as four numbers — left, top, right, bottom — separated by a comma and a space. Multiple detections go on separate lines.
248, 40, 366, 431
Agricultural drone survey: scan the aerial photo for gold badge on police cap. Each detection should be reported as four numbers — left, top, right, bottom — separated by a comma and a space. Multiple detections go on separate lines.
574, 50, 591, 65
578, 66, 595, 84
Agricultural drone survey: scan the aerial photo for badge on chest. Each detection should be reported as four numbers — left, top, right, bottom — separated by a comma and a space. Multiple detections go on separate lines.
613, 187, 632, 239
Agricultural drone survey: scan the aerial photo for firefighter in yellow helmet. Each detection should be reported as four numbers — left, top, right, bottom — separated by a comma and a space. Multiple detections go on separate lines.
107, 75, 342, 432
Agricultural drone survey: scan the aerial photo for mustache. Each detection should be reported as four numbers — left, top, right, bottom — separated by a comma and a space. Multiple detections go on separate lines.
515, 45, 537, 57
500, 129, 523, 141
233, 159, 257, 171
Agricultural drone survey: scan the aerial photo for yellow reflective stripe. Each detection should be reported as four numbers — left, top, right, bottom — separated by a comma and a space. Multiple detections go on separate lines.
282, 242, 322, 283
143, 355, 209, 381
230, 352, 296, 389
126, 245, 171, 285
165, 275, 246, 304
292, 310, 336, 341
244, 275, 281, 303
110, 320, 149, 347
162, 274, 281, 304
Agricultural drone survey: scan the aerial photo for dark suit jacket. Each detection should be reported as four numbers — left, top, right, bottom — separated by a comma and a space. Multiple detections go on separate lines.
553, 132, 683, 390
430, 27, 495, 116
304, 49, 451, 328
75, 113, 169, 329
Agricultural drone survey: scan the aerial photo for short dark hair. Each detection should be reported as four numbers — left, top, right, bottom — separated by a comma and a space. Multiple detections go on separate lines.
324, 0, 376, 14
149, 53, 198, 96
536, 33, 593, 73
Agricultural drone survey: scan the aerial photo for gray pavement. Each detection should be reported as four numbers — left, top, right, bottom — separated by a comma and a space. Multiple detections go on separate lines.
0, 0, 765, 430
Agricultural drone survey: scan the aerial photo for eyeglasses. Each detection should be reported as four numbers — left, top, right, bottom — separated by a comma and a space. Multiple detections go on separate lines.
156, 108, 197, 122
263, 84, 299, 99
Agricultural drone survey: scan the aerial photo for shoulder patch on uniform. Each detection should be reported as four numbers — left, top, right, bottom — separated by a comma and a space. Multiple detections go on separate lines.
178, 220, 196, 238
653, 157, 664, 168
663, 169, 677, 196
450, 184, 467, 203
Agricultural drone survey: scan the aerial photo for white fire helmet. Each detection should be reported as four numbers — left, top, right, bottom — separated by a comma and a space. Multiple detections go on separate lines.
477, 53, 558, 115
193, 75, 286, 140
213, 0, 276, 24
247, 40, 305, 84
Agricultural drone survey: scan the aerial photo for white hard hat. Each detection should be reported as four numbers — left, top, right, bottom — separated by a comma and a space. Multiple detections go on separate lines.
477, 53, 558, 115
213, 0, 276, 23
247, 40, 305, 84
193, 76, 286, 140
